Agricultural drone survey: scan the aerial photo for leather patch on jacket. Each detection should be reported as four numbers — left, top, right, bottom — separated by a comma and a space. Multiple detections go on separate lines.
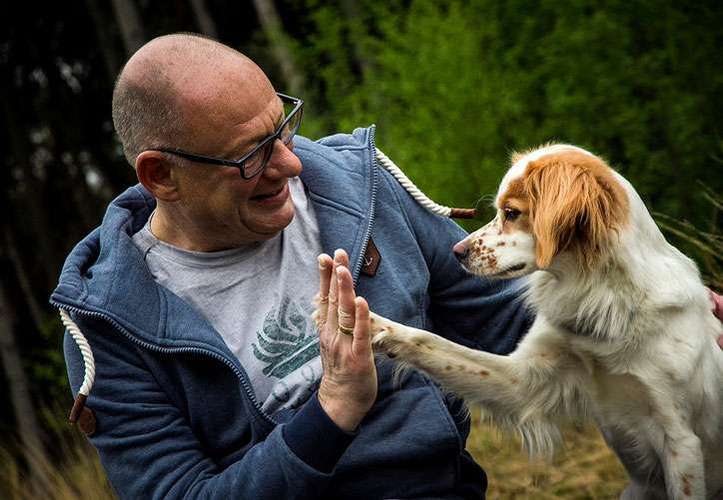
361, 238, 381, 277
78, 407, 97, 436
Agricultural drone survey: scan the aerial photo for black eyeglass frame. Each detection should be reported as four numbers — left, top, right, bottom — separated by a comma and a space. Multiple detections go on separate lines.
150, 92, 303, 180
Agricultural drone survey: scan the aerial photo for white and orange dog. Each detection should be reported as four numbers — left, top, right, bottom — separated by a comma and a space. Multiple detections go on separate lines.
370, 144, 723, 499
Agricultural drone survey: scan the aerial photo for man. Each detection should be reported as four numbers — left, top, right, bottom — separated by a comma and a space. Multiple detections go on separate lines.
52, 33, 530, 499
52, 33, 722, 499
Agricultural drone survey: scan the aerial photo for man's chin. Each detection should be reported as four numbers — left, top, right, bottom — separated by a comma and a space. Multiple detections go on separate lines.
247, 204, 296, 239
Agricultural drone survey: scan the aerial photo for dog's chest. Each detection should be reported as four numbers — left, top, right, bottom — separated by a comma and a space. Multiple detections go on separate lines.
568, 342, 661, 437
585, 365, 667, 490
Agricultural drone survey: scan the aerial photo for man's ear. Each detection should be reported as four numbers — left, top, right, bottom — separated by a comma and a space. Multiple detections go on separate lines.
524, 154, 628, 270
135, 151, 180, 202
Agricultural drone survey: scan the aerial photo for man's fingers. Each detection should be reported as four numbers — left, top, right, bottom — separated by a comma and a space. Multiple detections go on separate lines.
317, 254, 333, 298
710, 290, 722, 320
316, 254, 333, 327
336, 265, 356, 339
334, 248, 350, 269
327, 249, 350, 332
327, 256, 341, 331
352, 297, 371, 357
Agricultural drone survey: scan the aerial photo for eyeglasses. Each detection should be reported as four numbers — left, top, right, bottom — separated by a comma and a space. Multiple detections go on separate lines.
150, 92, 303, 180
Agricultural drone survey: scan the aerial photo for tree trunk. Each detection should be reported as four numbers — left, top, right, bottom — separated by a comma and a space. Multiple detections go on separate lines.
0, 81, 58, 291
0, 280, 44, 454
340, 0, 370, 77
3, 227, 45, 333
251, 0, 304, 95
86, 0, 123, 83
189, 0, 219, 39
111, 0, 147, 57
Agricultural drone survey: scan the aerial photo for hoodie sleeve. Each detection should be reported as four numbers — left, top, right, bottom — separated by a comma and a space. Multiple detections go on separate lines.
63, 317, 353, 500
378, 167, 533, 355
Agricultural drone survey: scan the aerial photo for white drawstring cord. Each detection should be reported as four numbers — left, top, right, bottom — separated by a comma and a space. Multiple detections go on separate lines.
374, 148, 477, 219
60, 308, 96, 423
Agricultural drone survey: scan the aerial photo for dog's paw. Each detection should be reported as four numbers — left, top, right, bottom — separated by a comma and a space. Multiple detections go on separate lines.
371, 327, 392, 350
372, 326, 417, 360
369, 313, 390, 339
372, 329, 400, 359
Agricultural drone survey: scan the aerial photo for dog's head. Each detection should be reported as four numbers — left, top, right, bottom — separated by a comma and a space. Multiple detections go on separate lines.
454, 144, 629, 278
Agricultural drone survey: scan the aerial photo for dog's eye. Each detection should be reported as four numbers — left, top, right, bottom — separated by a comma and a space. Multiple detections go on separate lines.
504, 208, 521, 221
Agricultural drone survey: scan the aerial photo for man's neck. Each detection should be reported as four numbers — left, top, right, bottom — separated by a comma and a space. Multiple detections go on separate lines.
150, 205, 239, 252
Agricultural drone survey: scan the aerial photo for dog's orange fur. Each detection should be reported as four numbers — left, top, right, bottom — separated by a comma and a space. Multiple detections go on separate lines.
521, 151, 629, 270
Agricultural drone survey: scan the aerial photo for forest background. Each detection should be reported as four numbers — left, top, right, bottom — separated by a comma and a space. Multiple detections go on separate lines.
1, 0, 721, 498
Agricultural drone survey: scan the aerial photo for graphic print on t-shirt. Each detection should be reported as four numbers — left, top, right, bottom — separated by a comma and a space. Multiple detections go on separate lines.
252, 297, 320, 379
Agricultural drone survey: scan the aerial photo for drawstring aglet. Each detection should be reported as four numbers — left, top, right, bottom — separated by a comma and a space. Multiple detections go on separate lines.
69, 393, 88, 423
449, 208, 477, 219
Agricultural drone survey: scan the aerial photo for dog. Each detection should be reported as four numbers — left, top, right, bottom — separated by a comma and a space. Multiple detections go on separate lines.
369, 144, 723, 499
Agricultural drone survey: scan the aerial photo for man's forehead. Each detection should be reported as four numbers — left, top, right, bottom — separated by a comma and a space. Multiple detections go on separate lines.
175, 61, 277, 122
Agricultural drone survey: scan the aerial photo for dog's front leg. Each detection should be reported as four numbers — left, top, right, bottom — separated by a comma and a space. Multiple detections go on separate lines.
370, 312, 518, 397
661, 429, 706, 499
369, 312, 577, 457
654, 410, 706, 499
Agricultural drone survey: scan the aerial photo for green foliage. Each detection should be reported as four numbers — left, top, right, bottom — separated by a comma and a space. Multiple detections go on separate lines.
299, 0, 723, 233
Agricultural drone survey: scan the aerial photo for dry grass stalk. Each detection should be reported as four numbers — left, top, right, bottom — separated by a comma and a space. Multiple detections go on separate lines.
0, 426, 115, 500
467, 410, 628, 499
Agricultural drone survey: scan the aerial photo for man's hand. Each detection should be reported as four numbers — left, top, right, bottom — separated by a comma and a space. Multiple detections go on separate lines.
711, 290, 723, 348
314, 249, 377, 432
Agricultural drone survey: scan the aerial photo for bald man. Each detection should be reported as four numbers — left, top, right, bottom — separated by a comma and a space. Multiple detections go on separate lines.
52, 34, 723, 499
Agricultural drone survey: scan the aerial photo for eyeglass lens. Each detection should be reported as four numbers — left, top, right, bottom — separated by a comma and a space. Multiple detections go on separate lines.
242, 100, 302, 178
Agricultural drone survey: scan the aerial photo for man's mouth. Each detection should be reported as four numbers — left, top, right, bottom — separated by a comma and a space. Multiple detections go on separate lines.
251, 184, 288, 204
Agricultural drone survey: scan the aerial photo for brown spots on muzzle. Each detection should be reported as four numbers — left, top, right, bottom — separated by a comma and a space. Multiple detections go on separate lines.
471, 240, 499, 270
479, 370, 489, 377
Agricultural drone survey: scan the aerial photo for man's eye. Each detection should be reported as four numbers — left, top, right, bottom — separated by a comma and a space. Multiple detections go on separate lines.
504, 208, 521, 221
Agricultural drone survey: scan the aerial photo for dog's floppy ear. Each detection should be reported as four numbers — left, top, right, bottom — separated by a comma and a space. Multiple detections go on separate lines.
523, 152, 628, 269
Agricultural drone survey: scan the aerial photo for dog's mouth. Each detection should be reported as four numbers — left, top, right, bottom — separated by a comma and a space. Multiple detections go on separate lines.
486, 262, 527, 278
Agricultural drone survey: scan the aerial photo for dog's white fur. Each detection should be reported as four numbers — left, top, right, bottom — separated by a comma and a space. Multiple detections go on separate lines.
369, 144, 723, 499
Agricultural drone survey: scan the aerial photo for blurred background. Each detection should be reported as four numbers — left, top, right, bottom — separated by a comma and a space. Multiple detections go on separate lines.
1, 0, 721, 498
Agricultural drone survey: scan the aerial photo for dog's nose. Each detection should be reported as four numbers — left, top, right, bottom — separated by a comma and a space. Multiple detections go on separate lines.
453, 242, 468, 261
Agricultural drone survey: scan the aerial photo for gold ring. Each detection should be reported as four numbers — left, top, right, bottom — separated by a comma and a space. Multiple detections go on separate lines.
337, 309, 353, 321
337, 325, 354, 336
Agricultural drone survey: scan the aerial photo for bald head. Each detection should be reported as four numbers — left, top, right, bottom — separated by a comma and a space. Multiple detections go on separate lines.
112, 33, 274, 167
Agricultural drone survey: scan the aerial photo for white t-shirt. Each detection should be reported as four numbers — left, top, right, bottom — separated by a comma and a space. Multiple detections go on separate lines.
132, 177, 324, 414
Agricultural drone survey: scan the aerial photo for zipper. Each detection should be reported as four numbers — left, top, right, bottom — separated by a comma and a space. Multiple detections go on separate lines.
351, 127, 379, 284
50, 299, 277, 427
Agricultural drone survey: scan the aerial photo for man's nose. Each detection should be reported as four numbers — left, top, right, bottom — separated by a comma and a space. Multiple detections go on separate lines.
452, 241, 468, 261
264, 140, 302, 178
